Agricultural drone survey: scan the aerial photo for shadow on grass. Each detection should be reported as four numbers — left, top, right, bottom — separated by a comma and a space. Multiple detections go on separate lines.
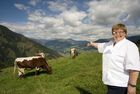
24, 70, 48, 78
76, 86, 92, 94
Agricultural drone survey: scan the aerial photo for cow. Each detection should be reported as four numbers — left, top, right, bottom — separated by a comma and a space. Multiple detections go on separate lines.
70, 48, 78, 59
13, 53, 52, 78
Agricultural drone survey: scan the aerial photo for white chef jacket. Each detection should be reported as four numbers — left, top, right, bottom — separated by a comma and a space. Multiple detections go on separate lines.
98, 38, 140, 87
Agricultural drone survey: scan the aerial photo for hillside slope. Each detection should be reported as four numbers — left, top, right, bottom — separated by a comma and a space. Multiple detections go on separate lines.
0, 25, 61, 66
0, 52, 104, 94
0, 51, 140, 94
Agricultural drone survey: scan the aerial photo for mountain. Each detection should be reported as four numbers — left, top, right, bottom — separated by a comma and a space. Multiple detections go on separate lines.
34, 38, 95, 54
0, 25, 61, 67
34, 35, 140, 54
129, 35, 140, 50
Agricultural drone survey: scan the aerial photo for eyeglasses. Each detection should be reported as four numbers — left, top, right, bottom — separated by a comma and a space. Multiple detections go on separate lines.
112, 31, 125, 35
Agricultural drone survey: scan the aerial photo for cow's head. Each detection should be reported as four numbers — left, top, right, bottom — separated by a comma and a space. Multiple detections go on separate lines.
47, 66, 52, 74
36, 52, 45, 58
70, 48, 78, 59
70, 48, 76, 54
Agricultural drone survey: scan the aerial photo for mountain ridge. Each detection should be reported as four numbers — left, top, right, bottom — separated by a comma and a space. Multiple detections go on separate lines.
34, 38, 94, 54
34, 35, 140, 54
0, 25, 61, 67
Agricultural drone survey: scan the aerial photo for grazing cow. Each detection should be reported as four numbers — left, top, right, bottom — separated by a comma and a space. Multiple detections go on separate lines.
13, 53, 52, 78
70, 48, 78, 59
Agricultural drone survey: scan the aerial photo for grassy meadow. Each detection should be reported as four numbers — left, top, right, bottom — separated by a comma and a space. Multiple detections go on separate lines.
0, 51, 140, 94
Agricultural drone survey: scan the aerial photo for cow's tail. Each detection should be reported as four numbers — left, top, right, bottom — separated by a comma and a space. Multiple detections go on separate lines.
13, 60, 17, 75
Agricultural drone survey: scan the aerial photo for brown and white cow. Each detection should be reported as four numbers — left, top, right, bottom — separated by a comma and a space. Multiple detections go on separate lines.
13, 53, 52, 78
70, 48, 78, 59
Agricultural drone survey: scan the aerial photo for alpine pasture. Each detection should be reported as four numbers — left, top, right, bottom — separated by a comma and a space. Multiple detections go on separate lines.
0, 51, 140, 94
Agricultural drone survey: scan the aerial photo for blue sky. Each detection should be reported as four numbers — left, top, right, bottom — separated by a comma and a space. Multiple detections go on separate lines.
0, 0, 27, 22
0, 0, 140, 41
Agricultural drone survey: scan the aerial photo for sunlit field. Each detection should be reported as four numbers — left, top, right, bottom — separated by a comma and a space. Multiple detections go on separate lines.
0, 51, 140, 94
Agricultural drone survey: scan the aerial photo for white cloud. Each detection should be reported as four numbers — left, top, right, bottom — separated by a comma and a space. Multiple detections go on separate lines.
60, 7, 87, 27
42, 16, 64, 27
48, 1, 67, 12
29, 0, 40, 6
87, 0, 124, 25
28, 9, 64, 29
14, 3, 29, 10
28, 9, 46, 22
2, 0, 140, 41
124, 0, 140, 26
87, 0, 140, 26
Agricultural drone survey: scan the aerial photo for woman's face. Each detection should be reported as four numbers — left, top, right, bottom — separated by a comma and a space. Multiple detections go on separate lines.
112, 28, 126, 42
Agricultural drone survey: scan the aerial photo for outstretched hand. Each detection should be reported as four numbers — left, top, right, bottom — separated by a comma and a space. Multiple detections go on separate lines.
87, 41, 98, 48
87, 41, 93, 47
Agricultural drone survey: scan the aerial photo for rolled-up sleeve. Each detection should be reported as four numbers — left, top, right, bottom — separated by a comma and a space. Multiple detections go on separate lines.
125, 43, 140, 71
98, 43, 106, 53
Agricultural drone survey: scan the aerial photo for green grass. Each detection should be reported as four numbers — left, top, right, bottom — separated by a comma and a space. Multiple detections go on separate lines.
0, 51, 140, 94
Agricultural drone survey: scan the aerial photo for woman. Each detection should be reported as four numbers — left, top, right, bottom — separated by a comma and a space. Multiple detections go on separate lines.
87, 23, 140, 94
